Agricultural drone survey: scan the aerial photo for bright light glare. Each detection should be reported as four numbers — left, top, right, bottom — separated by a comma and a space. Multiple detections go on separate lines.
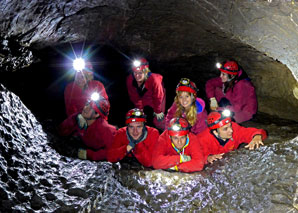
133, 60, 141, 67
73, 58, 85, 71
222, 109, 231, 117
91, 92, 100, 101
135, 111, 141, 116
216, 62, 222, 69
172, 124, 181, 131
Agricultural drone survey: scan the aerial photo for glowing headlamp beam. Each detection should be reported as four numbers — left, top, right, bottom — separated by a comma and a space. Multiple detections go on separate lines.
133, 60, 141, 67
91, 92, 100, 102
222, 109, 231, 117
216, 62, 222, 69
73, 58, 86, 71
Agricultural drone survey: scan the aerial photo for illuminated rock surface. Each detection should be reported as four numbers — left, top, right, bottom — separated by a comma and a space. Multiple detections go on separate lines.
0, 0, 298, 211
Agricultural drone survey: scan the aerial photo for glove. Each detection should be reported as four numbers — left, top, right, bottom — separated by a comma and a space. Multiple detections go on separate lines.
210, 97, 218, 111
78, 148, 87, 160
169, 166, 178, 171
180, 154, 191, 163
127, 144, 134, 153
76, 114, 87, 130
154, 112, 165, 121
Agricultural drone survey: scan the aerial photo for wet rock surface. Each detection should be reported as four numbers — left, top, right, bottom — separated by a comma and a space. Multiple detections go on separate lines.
0, 84, 298, 212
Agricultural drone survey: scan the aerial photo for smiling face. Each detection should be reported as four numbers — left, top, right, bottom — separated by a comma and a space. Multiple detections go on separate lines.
170, 135, 187, 150
81, 102, 98, 120
220, 72, 229, 83
133, 70, 146, 84
215, 122, 233, 139
127, 122, 144, 140
178, 91, 193, 110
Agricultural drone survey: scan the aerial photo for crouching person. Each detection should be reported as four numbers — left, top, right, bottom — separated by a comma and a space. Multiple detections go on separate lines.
198, 110, 267, 164
152, 117, 206, 173
107, 108, 160, 168
58, 92, 117, 161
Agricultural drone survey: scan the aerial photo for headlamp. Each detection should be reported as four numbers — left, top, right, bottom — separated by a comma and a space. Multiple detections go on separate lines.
180, 78, 190, 85
133, 60, 141, 67
216, 62, 222, 69
73, 58, 85, 72
222, 109, 231, 117
133, 110, 142, 116
171, 124, 181, 131
90, 92, 100, 102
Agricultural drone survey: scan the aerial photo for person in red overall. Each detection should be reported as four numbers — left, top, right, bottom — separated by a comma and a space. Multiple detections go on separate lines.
64, 60, 109, 118
197, 110, 267, 164
126, 58, 166, 130
107, 108, 160, 168
165, 78, 208, 134
152, 117, 206, 173
58, 92, 117, 161
205, 60, 257, 123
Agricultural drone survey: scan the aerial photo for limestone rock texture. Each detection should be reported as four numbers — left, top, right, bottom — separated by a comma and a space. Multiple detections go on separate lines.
0, 0, 298, 120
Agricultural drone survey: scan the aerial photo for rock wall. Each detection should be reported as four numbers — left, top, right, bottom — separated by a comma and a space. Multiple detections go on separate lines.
0, 0, 297, 120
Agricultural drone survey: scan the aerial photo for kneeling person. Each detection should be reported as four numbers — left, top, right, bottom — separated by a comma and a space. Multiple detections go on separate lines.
152, 117, 205, 173
198, 110, 267, 164
58, 92, 117, 161
107, 108, 160, 168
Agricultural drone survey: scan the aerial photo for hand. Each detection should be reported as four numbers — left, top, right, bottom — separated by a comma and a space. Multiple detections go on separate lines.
78, 148, 87, 160
180, 154, 191, 163
76, 114, 87, 130
245, 135, 264, 150
207, 154, 224, 164
169, 166, 178, 171
210, 97, 218, 111
127, 145, 134, 153
154, 112, 165, 121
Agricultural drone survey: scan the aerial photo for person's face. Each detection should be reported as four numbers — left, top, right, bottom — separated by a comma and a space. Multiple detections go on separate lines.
76, 71, 93, 87
170, 135, 187, 150
217, 122, 233, 139
133, 70, 146, 83
220, 72, 229, 83
128, 122, 144, 140
178, 91, 193, 109
82, 102, 97, 120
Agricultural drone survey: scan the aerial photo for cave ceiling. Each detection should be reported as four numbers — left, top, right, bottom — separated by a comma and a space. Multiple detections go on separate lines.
0, 0, 298, 120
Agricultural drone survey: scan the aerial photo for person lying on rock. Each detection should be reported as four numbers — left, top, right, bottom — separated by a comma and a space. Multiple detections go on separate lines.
58, 92, 117, 161
126, 57, 166, 131
64, 59, 110, 117
152, 117, 206, 173
205, 60, 257, 123
165, 78, 208, 135
107, 108, 160, 168
197, 110, 267, 164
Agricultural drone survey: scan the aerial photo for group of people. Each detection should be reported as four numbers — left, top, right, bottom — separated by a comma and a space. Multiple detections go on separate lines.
58, 57, 267, 173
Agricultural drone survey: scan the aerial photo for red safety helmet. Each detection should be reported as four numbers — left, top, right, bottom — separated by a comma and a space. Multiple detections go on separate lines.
88, 92, 109, 119
168, 117, 190, 136
207, 110, 232, 130
84, 61, 93, 71
90, 97, 110, 119
125, 108, 147, 124
176, 78, 198, 95
219, 61, 239, 75
132, 58, 149, 72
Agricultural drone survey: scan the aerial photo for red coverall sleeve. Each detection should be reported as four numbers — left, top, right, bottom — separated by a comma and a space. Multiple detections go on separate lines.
126, 75, 143, 109
107, 130, 128, 163
177, 139, 206, 173
150, 75, 165, 113
58, 113, 78, 136
152, 132, 181, 170
232, 122, 267, 146
133, 128, 160, 167
165, 103, 176, 128
86, 120, 116, 161
227, 81, 257, 123
64, 84, 80, 116
205, 77, 222, 99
